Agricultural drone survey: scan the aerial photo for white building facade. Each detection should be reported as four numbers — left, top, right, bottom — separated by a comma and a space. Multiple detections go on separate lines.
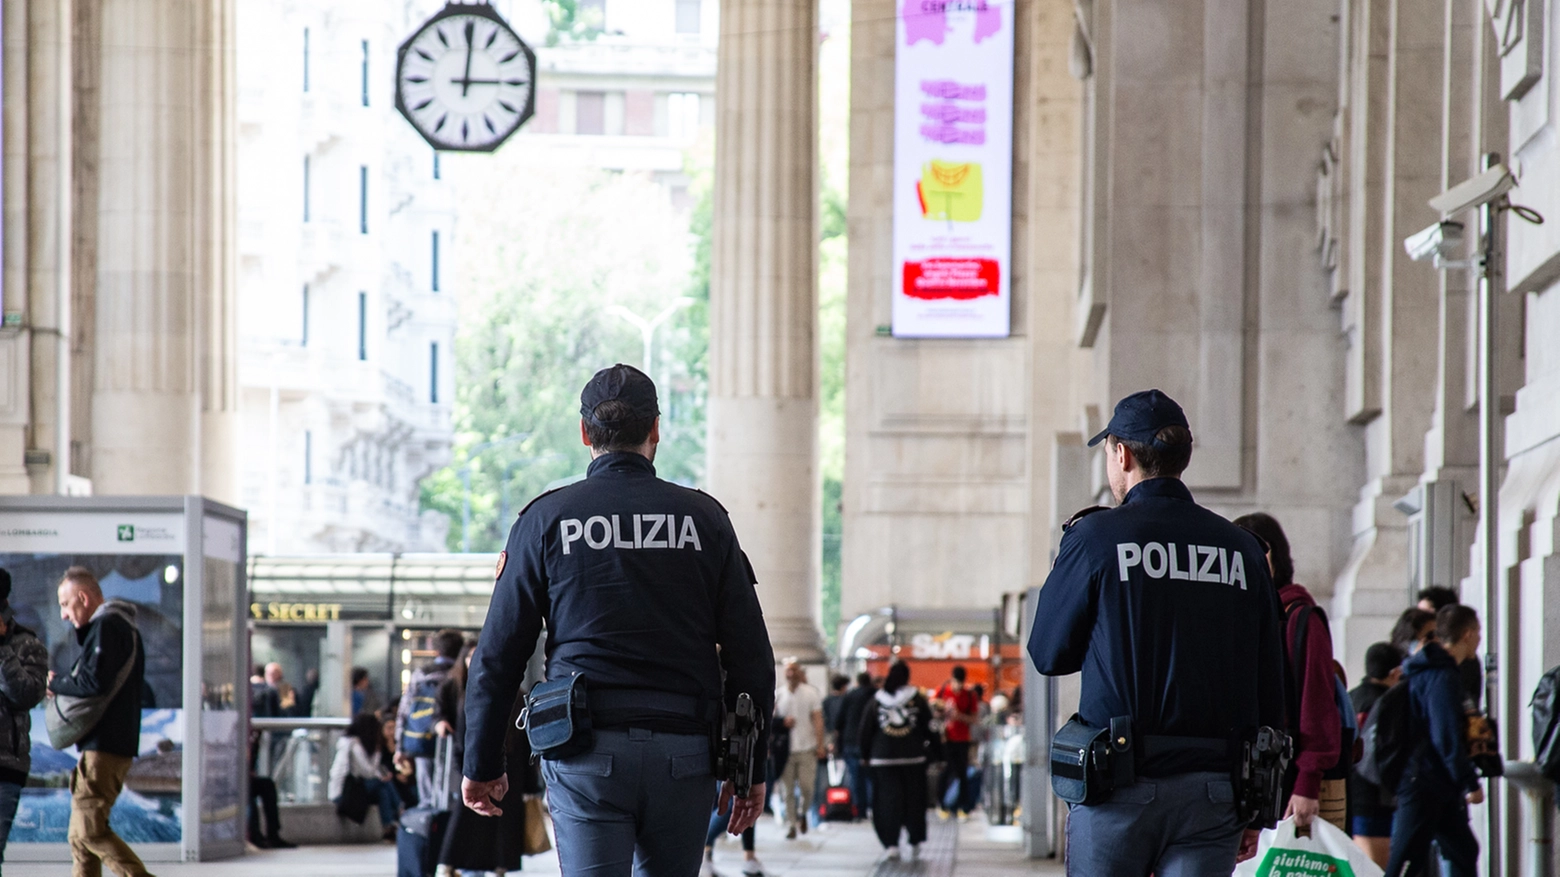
236, 2, 456, 554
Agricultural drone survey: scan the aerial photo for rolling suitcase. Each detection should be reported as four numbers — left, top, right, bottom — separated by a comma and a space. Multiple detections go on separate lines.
397, 736, 456, 877
819, 758, 855, 822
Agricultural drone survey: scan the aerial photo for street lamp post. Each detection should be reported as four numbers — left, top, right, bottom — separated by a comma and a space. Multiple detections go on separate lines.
609, 298, 693, 380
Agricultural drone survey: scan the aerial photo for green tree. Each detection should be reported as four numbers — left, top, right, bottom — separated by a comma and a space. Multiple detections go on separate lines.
422, 151, 705, 552
540, 0, 605, 46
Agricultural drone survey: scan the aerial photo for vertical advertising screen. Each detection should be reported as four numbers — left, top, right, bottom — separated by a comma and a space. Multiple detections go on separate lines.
892, 1, 1014, 338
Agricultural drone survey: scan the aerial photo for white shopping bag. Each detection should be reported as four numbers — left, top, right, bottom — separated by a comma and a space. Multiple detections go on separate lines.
1233, 817, 1384, 877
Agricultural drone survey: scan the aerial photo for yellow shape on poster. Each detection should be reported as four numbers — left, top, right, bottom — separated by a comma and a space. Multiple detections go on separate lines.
919, 160, 984, 222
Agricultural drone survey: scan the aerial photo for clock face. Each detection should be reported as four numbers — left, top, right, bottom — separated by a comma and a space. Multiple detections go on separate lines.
395, 5, 536, 152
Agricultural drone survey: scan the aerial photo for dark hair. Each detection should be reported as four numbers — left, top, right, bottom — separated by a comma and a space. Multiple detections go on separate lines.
348, 712, 382, 756
950, 666, 967, 683
1107, 425, 1194, 478
1390, 608, 1436, 652
584, 400, 655, 452
883, 660, 911, 694
253, 664, 264, 678
351, 667, 369, 687
1416, 586, 1459, 611
1364, 642, 1403, 681
435, 629, 465, 660
452, 639, 478, 691
830, 674, 849, 693
1231, 512, 1294, 586
855, 672, 873, 689
1436, 604, 1479, 646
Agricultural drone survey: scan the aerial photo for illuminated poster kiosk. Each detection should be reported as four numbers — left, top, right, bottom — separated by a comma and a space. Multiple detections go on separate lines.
0, 496, 248, 863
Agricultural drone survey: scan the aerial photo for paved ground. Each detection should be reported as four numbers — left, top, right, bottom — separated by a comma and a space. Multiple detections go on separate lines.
6, 810, 1063, 876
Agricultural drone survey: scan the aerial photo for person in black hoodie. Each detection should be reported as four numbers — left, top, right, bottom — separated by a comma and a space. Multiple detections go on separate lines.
48, 566, 153, 877
1385, 605, 1483, 877
857, 661, 933, 862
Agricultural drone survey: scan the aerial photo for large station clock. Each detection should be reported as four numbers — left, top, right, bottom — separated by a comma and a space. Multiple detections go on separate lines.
395, 3, 536, 153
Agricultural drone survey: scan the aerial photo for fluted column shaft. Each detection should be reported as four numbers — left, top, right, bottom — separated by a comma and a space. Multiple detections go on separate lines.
91, 0, 236, 500
708, 0, 821, 660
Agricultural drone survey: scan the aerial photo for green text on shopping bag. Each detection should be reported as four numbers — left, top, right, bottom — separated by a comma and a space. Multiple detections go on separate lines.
1257, 849, 1354, 877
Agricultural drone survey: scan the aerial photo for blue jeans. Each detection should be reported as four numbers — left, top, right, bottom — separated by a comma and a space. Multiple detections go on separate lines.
338, 778, 402, 829
842, 750, 869, 817
0, 780, 20, 862
543, 729, 716, 877
1066, 771, 1243, 877
1385, 775, 1478, 877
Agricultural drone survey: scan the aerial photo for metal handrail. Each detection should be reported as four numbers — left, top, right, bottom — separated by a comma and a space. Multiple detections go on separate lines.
1504, 761, 1555, 877
253, 717, 351, 732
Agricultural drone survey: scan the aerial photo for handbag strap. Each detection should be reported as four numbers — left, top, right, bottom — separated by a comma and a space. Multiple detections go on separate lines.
58, 625, 140, 710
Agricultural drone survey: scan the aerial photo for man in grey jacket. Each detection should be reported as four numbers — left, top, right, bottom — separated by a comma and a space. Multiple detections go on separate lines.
0, 568, 48, 864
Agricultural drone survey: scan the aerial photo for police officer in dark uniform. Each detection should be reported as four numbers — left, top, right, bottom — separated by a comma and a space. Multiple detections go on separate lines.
461, 364, 776, 877
1027, 389, 1285, 875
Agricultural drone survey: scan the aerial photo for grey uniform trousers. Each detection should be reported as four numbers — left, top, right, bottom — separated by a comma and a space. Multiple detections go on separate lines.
542, 728, 717, 877
1065, 770, 1244, 877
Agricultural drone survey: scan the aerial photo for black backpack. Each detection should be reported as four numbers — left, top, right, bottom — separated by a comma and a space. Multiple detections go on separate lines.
1533, 664, 1560, 782
1282, 603, 1352, 778
1357, 679, 1413, 789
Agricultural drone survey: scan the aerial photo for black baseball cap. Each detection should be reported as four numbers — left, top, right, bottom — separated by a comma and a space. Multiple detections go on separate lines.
580, 364, 659, 427
1087, 389, 1191, 447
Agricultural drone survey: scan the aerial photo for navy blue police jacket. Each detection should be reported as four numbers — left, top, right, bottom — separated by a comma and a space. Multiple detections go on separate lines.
1027, 478, 1287, 777
463, 451, 776, 782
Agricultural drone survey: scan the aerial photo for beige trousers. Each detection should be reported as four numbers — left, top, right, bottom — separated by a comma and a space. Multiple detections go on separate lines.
69, 751, 155, 877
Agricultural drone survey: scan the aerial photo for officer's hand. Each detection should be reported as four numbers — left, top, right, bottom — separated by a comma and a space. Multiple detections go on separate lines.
719, 781, 766, 836
1285, 794, 1319, 829
393, 751, 411, 772
435, 720, 454, 738
462, 774, 510, 817
1466, 786, 1484, 806
1235, 828, 1261, 863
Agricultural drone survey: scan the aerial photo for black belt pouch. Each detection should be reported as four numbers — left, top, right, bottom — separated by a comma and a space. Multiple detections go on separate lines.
1050, 714, 1134, 806
523, 673, 594, 760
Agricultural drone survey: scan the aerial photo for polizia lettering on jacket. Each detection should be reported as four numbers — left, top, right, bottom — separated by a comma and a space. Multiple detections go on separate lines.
559, 514, 703, 554
1115, 541, 1248, 589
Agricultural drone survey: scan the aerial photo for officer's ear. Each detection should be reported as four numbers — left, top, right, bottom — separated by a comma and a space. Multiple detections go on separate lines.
580, 419, 593, 448
1111, 437, 1134, 474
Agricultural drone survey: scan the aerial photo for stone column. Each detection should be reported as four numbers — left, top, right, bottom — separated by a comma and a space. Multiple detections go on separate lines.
708, 0, 821, 660
90, 0, 237, 501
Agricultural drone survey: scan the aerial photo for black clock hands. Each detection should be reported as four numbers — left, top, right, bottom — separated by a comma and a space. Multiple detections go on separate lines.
459, 21, 475, 97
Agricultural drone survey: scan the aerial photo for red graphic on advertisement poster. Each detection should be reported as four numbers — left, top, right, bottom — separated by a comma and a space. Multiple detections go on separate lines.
902, 258, 1000, 300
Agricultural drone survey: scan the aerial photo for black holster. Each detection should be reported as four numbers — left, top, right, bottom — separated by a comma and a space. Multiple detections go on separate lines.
1235, 725, 1292, 827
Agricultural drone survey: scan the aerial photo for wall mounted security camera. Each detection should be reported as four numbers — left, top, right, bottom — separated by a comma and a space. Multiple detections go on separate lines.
1428, 164, 1516, 215
1403, 221, 1465, 263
